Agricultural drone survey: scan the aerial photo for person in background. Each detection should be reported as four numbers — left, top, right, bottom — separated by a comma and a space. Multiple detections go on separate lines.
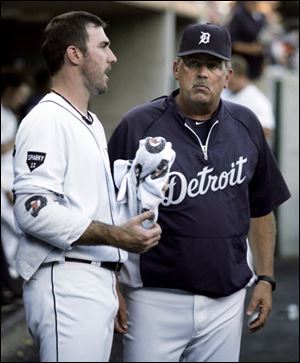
222, 55, 275, 147
227, 1, 267, 80
1, 72, 31, 306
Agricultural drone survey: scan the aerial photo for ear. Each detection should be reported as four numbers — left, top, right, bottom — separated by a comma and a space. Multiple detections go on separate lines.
65, 45, 82, 66
224, 68, 233, 89
173, 59, 180, 81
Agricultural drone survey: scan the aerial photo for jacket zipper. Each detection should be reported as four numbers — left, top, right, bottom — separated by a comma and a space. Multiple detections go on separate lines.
184, 120, 219, 160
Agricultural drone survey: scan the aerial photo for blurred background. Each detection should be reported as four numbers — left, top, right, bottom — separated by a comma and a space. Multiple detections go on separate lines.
1, 1, 299, 362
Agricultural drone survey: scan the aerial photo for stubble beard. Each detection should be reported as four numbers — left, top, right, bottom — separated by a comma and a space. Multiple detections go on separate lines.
87, 76, 107, 96
82, 65, 108, 96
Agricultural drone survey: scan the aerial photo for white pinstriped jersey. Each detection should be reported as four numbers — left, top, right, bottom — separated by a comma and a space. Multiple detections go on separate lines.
13, 92, 127, 280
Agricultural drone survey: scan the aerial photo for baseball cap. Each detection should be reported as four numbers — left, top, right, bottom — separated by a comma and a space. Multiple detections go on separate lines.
177, 23, 231, 61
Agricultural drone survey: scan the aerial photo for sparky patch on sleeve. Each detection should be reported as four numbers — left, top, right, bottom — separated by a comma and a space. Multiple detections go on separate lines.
25, 196, 47, 217
26, 151, 46, 172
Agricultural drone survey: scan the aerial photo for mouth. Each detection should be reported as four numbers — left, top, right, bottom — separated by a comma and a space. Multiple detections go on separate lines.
193, 84, 209, 91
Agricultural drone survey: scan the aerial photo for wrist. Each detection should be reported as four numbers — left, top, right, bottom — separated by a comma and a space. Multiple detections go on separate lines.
255, 275, 276, 291
109, 224, 121, 248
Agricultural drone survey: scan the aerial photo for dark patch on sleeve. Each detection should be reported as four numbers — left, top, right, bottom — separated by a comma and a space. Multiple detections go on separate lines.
25, 195, 47, 217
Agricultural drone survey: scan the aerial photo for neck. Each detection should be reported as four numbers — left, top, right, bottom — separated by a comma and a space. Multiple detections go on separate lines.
52, 71, 90, 115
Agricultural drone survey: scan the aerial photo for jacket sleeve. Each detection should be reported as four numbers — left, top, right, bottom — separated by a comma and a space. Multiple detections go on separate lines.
247, 115, 291, 217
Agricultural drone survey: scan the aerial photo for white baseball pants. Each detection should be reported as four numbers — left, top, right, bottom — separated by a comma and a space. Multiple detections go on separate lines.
123, 287, 246, 362
23, 261, 119, 362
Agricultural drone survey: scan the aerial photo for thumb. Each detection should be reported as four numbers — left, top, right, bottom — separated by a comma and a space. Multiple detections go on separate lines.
246, 297, 259, 316
134, 210, 155, 224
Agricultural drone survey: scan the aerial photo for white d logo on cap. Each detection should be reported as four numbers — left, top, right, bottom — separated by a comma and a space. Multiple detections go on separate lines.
199, 31, 211, 45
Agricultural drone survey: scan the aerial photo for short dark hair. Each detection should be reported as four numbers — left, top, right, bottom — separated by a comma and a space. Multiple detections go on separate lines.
41, 11, 106, 75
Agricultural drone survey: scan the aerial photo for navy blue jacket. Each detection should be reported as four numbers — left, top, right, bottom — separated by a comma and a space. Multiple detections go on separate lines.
108, 90, 291, 297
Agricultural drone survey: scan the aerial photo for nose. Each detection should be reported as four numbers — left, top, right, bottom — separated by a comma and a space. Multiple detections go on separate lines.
196, 64, 208, 78
109, 49, 117, 64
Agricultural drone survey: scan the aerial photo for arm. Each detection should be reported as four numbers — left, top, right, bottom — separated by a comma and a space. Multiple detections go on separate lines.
232, 41, 264, 56
14, 191, 161, 254
73, 212, 161, 253
246, 212, 276, 333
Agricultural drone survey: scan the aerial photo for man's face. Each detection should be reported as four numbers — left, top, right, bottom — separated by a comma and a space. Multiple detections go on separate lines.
174, 54, 231, 112
81, 25, 117, 95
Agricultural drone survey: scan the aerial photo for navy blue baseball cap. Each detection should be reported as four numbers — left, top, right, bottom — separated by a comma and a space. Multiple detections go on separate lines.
177, 23, 231, 61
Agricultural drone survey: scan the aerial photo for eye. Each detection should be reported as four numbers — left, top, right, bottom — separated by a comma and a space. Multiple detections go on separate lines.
100, 41, 110, 49
184, 59, 200, 68
207, 62, 221, 70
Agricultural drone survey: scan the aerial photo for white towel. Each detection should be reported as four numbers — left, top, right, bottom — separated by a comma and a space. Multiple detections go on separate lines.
114, 137, 176, 228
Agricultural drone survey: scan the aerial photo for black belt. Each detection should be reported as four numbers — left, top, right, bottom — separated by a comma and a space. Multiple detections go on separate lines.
65, 257, 123, 272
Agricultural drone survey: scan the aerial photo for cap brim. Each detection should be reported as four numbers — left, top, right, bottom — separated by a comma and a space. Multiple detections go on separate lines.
177, 49, 231, 61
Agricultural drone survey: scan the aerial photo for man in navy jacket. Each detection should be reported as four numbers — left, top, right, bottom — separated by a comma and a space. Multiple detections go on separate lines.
109, 23, 290, 362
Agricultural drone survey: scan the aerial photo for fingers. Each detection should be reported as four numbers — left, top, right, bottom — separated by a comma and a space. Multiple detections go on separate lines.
247, 308, 268, 333
120, 215, 162, 253
141, 224, 161, 251
246, 297, 258, 318
140, 238, 160, 254
246, 284, 272, 333
246, 300, 266, 333
114, 315, 128, 334
134, 231, 161, 254
118, 303, 128, 331
134, 232, 160, 254
147, 222, 162, 237
133, 210, 155, 224
115, 283, 128, 334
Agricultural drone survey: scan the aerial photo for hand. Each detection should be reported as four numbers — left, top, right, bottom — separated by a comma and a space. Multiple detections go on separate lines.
73, 211, 161, 249
114, 279, 128, 334
246, 281, 272, 333
116, 211, 162, 253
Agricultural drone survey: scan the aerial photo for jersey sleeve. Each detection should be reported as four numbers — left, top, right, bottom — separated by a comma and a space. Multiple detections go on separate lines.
14, 190, 91, 251
248, 125, 291, 217
13, 104, 67, 196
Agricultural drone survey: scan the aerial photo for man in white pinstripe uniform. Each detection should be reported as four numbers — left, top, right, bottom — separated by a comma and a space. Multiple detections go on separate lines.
13, 11, 161, 362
